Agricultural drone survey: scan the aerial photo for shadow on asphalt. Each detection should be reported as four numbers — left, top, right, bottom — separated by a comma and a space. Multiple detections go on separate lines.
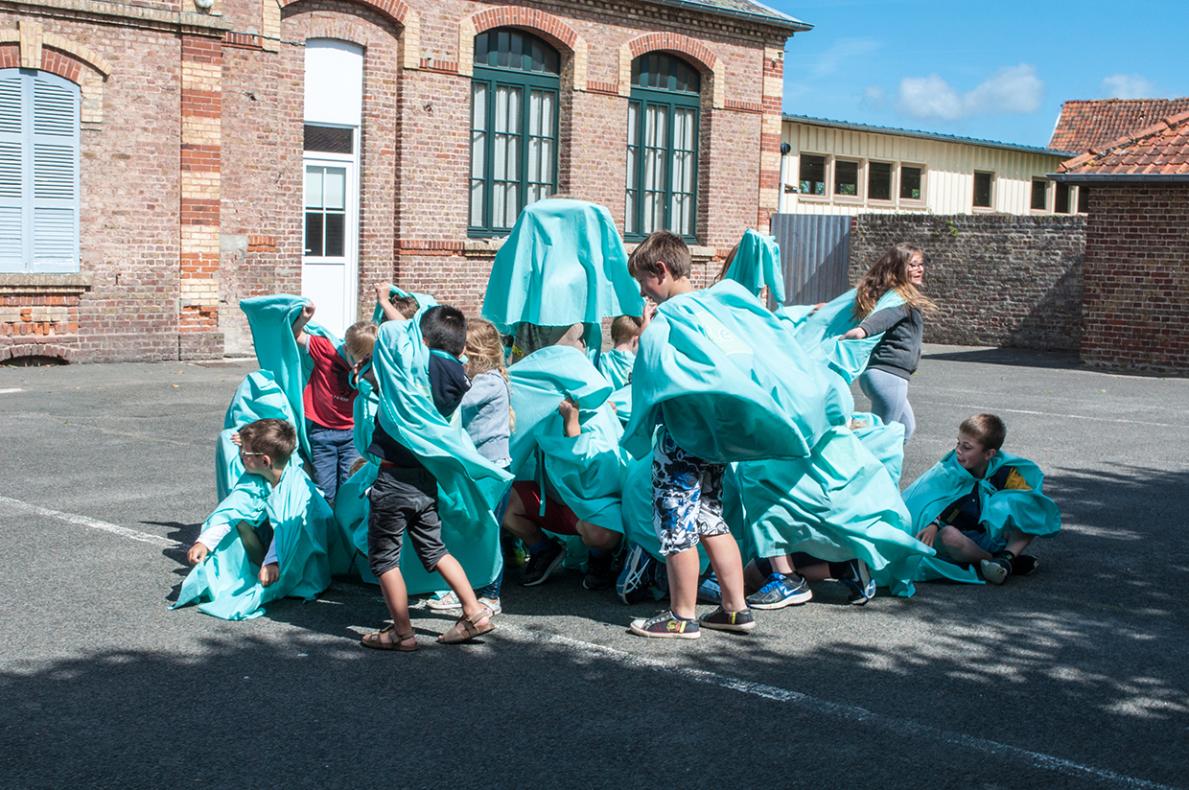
923, 346, 1083, 370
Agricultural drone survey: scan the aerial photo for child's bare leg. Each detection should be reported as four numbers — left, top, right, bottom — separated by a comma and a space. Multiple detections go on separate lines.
1003, 528, 1034, 557
797, 561, 831, 582
666, 548, 701, 619
502, 489, 546, 546
702, 533, 747, 613
433, 553, 487, 621
770, 554, 796, 575
938, 526, 992, 564
376, 567, 413, 636
575, 520, 620, 551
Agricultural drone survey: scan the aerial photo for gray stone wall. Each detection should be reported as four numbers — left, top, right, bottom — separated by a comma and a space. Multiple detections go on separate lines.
848, 214, 1086, 351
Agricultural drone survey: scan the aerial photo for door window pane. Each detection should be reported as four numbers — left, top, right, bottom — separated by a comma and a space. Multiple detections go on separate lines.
304, 212, 324, 256
324, 212, 345, 257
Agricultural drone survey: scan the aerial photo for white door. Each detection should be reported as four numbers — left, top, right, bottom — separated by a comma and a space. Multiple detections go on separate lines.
302, 157, 356, 336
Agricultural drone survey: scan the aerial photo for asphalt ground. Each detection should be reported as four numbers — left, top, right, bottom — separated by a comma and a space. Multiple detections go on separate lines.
1, 346, 1187, 789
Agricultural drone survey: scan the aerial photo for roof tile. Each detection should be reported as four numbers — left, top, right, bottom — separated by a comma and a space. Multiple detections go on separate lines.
1049, 98, 1189, 152
1058, 110, 1189, 176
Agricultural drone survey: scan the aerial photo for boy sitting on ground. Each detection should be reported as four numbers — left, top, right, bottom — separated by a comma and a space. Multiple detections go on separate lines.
907, 413, 1060, 584
292, 302, 378, 505
598, 315, 642, 390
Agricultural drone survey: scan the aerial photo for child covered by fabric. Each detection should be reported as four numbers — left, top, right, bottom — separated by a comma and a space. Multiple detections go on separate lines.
905, 413, 1060, 584
362, 305, 503, 650
598, 315, 642, 390
177, 418, 334, 620
292, 301, 378, 504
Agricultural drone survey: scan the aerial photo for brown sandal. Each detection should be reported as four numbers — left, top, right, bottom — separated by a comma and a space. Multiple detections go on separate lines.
437, 604, 495, 644
360, 624, 418, 652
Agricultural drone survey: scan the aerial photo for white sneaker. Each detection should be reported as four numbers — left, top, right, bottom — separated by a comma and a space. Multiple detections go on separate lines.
479, 596, 502, 616
425, 591, 461, 613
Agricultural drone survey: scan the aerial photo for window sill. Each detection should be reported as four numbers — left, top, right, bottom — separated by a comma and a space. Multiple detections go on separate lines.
0, 273, 93, 294
463, 237, 507, 256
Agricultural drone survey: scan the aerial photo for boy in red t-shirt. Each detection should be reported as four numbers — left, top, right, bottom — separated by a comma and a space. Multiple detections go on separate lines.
292, 302, 377, 504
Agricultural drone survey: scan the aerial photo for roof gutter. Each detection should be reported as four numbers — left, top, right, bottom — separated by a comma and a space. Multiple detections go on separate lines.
786, 114, 1075, 158
647, 0, 813, 32
1049, 172, 1189, 184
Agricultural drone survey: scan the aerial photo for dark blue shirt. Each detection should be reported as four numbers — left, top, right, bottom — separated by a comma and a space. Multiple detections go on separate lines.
368, 353, 470, 468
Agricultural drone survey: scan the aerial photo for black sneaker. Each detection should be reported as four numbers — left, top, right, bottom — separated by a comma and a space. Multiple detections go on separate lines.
582, 551, 617, 591
520, 539, 565, 587
629, 610, 700, 639
1012, 554, 1040, 577
979, 551, 1014, 585
698, 606, 756, 633
838, 558, 876, 606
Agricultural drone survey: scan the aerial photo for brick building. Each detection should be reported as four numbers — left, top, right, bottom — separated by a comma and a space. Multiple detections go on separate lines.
0, 0, 809, 362
1053, 109, 1189, 374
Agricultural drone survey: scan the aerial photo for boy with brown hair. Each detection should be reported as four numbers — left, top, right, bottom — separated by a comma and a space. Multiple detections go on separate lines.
908, 413, 1057, 584
292, 303, 377, 504
626, 231, 755, 639
599, 315, 642, 390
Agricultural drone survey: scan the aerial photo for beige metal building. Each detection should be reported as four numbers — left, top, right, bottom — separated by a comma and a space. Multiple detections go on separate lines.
780, 115, 1079, 215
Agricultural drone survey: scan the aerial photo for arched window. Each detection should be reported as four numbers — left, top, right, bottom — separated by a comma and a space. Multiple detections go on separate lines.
0, 69, 80, 273
625, 53, 700, 241
469, 28, 560, 235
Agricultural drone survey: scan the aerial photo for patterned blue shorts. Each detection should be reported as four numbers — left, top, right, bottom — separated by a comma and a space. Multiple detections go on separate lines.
652, 428, 729, 557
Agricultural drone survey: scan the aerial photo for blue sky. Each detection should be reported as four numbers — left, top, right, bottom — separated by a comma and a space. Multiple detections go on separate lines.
768, 0, 1189, 149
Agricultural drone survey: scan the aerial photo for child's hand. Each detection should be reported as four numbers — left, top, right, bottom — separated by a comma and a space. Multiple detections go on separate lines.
810, 302, 826, 313
558, 398, 581, 438
187, 543, 209, 565
842, 327, 867, 340
259, 563, 280, 587
915, 523, 939, 548
302, 302, 316, 319
374, 282, 394, 300
639, 303, 657, 333
558, 398, 577, 420
229, 431, 242, 447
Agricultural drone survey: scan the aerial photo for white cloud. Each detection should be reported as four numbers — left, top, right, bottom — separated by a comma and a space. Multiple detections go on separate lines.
898, 64, 1043, 120
811, 38, 881, 79
1102, 73, 1155, 99
860, 84, 886, 109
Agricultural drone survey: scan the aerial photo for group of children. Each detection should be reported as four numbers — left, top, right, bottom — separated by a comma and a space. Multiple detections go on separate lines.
174, 198, 1061, 648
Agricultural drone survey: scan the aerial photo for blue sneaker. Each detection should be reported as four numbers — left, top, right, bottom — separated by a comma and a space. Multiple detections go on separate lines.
615, 543, 656, 605
841, 559, 877, 605
746, 572, 812, 610
696, 573, 721, 605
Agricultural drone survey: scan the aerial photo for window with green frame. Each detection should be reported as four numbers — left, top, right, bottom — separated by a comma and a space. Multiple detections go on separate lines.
625, 52, 701, 241
469, 28, 560, 236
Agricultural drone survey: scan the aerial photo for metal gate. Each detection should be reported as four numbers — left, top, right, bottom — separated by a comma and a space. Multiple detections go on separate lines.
771, 214, 852, 305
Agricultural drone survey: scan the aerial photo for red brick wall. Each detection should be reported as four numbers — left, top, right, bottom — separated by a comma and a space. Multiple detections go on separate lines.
1081, 184, 1189, 374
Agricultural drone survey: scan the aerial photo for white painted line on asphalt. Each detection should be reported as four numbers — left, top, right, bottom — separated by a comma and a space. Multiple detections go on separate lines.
500, 627, 1173, 790
0, 495, 177, 548
0, 387, 23, 394
7, 496, 1168, 789
914, 399, 1180, 429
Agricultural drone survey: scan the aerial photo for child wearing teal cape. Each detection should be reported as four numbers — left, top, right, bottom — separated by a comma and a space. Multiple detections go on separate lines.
360, 306, 513, 649
177, 419, 333, 621
904, 414, 1060, 585
480, 198, 644, 358
720, 227, 785, 304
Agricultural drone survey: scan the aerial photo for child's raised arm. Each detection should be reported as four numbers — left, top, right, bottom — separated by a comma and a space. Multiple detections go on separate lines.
558, 398, 581, 438
292, 301, 315, 347
373, 282, 409, 323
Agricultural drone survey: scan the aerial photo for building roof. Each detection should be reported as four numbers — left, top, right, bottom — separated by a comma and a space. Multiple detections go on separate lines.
1049, 98, 1189, 152
783, 114, 1075, 157
651, 0, 812, 32
1055, 110, 1189, 181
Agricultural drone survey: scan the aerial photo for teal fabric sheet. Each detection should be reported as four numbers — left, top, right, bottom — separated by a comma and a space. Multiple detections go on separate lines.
723, 228, 785, 304
850, 412, 906, 484
732, 423, 931, 597
508, 344, 628, 533
480, 198, 645, 353
903, 451, 1062, 583
371, 285, 438, 325
780, 288, 906, 384
368, 317, 513, 591
174, 467, 334, 620
622, 279, 851, 463
598, 348, 635, 390
607, 384, 632, 426
215, 370, 296, 502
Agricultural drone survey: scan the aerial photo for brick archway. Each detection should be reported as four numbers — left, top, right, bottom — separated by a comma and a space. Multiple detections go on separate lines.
273, 0, 420, 67
458, 5, 587, 84
620, 32, 725, 109
0, 20, 111, 122
278, 0, 411, 26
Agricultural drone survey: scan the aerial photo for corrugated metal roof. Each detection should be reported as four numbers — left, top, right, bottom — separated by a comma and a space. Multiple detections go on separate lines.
650, 0, 812, 31
784, 114, 1076, 158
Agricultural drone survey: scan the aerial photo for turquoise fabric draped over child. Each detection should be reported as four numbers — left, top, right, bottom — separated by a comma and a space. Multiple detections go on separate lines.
369, 317, 514, 592
215, 371, 296, 502
480, 198, 645, 353
240, 294, 343, 462
779, 288, 906, 384
903, 450, 1061, 584
723, 228, 786, 304
597, 348, 635, 390
622, 279, 850, 463
174, 467, 334, 620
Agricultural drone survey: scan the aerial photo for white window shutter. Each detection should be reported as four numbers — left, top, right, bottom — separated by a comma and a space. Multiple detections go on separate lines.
30, 75, 78, 271
0, 73, 22, 270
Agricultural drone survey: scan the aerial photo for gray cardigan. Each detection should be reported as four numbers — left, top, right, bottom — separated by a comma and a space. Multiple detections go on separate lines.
859, 304, 924, 380
460, 370, 512, 466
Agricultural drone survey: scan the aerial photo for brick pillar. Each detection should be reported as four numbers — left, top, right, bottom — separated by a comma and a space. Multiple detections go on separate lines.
178, 34, 224, 359
758, 46, 784, 230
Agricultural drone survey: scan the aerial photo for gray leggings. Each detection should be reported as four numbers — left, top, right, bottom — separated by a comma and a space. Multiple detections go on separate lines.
859, 368, 916, 443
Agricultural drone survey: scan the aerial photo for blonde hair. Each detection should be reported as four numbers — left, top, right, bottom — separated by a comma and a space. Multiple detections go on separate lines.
853, 242, 936, 318
344, 321, 378, 361
610, 315, 642, 345
465, 318, 515, 430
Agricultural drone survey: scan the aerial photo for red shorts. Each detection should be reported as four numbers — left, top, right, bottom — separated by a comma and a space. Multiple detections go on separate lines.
511, 482, 580, 536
